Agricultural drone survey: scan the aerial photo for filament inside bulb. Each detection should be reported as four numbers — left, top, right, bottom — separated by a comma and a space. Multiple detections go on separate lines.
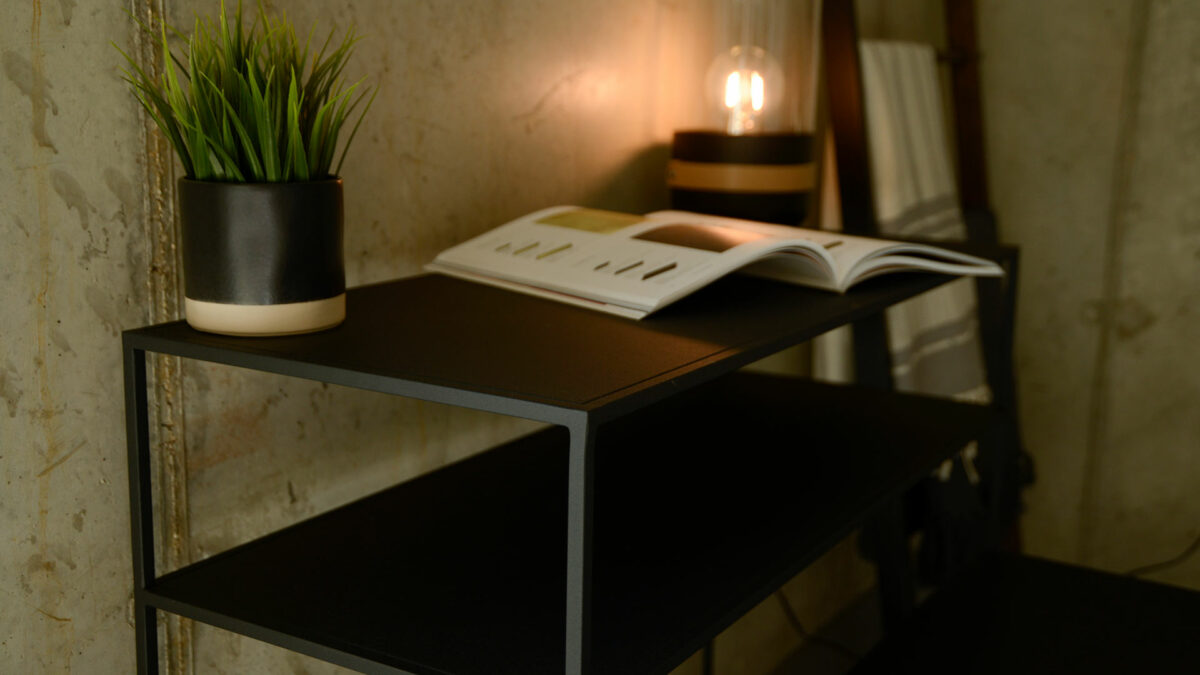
724, 70, 765, 112
750, 71, 764, 111
725, 72, 741, 109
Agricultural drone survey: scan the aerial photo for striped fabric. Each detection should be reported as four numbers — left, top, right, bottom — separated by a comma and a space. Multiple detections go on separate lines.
859, 39, 990, 405
818, 40, 993, 481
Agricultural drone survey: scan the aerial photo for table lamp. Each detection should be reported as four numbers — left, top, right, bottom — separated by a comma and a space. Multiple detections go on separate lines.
668, 0, 818, 226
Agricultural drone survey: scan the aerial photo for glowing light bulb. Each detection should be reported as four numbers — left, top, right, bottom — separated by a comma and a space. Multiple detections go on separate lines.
750, 71, 764, 111
707, 45, 782, 135
725, 72, 741, 109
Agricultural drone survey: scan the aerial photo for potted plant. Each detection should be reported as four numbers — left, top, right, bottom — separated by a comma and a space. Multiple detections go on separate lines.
119, 1, 374, 335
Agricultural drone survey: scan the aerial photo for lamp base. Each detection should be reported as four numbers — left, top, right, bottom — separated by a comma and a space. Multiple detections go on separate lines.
668, 130, 814, 226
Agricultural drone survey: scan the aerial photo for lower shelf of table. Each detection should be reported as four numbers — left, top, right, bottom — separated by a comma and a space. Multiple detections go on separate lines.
849, 552, 1200, 675
146, 372, 996, 675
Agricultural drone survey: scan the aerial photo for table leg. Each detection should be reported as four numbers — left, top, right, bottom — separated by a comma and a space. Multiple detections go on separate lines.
124, 344, 159, 674
867, 498, 915, 631
565, 419, 597, 675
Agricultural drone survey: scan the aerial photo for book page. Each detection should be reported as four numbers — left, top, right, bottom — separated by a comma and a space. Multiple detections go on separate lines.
429, 207, 724, 313
645, 210, 882, 289
841, 243, 1004, 288
428, 206, 838, 314
427, 206, 1001, 316
646, 210, 1001, 291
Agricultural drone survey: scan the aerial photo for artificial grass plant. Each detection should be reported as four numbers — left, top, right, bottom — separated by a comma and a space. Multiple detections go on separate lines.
118, 0, 375, 182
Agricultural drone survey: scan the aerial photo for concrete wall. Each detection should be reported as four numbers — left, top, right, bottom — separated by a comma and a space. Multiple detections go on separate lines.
854, 0, 1200, 593
3, 1, 870, 673
2, 1, 154, 671
11, 1, 1193, 672
979, 0, 1200, 588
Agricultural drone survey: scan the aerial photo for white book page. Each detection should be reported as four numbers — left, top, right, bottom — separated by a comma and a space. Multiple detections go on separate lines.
429, 206, 847, 313
428, 206, 1002, 314
428, 207, 727, 313
647, 210, 1002, 291
842, 243, 1003, 287
646, 210, 893, 289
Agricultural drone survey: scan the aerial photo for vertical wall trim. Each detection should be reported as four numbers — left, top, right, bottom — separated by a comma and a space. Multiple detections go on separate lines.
1078, 0, 1152, 565
129, 0, 192, 672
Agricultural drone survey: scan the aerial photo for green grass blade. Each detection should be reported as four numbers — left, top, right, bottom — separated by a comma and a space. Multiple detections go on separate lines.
334, 84, 375, 176
116, 43, 196, 175
120, 0, 371, 183
306, 90, 343, 176
286, 71, 309, 180
179, 116, 246, 181
244, 66, 278, 180
200, 71, 264, 181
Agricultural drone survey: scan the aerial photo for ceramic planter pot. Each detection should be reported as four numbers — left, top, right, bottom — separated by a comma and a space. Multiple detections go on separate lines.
178, 178, 346, 336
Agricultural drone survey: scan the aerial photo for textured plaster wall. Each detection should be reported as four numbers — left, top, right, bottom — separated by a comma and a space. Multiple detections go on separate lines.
978, 0, 1134, 567
1088, 0, 1200, 587
980, 0, 1200, 586
1, 1, 153, 672
2, 1, 871, 673
19, 0, 1197, 673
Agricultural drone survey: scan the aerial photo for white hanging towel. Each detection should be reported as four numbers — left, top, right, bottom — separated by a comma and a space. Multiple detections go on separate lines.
856, 39, 991, 405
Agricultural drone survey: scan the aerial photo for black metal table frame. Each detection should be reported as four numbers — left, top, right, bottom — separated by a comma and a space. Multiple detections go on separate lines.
125, 350, 607, 673
123, 260, 1014, 675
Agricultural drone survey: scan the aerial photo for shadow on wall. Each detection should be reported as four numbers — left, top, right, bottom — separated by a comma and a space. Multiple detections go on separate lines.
581, 143, 673, 214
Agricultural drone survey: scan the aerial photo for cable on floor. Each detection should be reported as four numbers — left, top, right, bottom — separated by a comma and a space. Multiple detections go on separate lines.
1125, 531, 1200, 577
773, 591, 862, 662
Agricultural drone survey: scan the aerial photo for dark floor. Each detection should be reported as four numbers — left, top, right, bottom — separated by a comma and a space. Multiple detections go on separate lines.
769, 591, 882, 675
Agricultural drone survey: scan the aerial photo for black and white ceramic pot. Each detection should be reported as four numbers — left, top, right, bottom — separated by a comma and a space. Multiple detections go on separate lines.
177, 178, 346, 336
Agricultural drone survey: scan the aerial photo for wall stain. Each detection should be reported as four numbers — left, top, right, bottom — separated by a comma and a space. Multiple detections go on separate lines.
51, 547, 77, 571
50, 169, 92, 230
29, 4, 73, 661
26, 552, 56, 576
2, 50, 58, 152
0, 360, 20, 417
80, 227, 111, 265
187, 394, 282, 472
33, 607, 71, 623
84, 286, 122, 336
72, 509, 86, 532
511, 68, 587, 132
103, 167, 136, 226
188, 363, 213, 393
49, 325, 74, 356
13, 215, 31, 238
58, 0, 75, 26
36, 440, 84, 478
32, 404, 63, 421
1114, 297, 1156, 340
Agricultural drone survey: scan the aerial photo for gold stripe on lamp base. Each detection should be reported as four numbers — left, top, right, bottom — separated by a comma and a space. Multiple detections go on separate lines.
667, 160, 816, 194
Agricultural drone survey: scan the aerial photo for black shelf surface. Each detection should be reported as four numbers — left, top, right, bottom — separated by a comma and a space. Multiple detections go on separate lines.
146, 372, 996, 675
122, 257, 1008, 423
849, 552, 1200, 674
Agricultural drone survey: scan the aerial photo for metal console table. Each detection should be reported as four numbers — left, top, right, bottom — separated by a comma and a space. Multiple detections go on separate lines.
124, 260, 1007, 675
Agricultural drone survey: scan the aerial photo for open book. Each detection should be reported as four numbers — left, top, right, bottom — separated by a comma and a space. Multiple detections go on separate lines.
427, 206, 1002, 319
